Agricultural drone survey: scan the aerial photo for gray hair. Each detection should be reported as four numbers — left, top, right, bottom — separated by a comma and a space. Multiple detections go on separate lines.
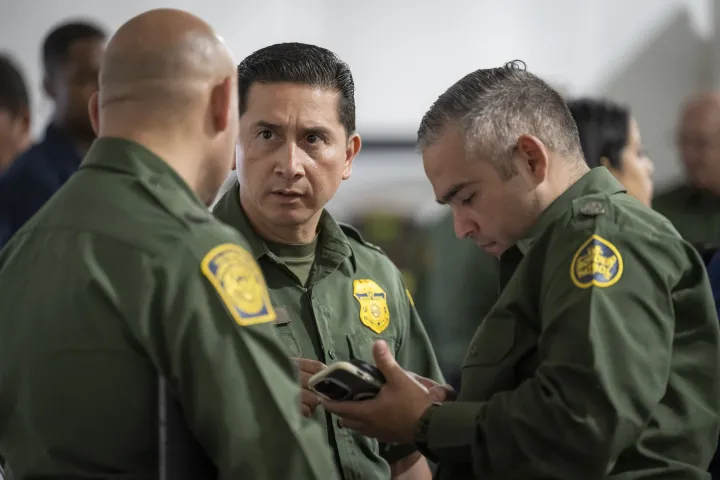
417, 61, 583, 179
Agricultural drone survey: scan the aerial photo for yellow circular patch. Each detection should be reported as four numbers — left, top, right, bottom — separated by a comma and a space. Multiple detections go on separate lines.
569, 234, 623, 289
201, 244, 275, 326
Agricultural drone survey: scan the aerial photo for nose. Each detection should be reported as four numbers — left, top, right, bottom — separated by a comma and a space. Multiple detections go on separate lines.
645, 156, 655, 175
274, 142, 304, 179
452, 208, 475, 240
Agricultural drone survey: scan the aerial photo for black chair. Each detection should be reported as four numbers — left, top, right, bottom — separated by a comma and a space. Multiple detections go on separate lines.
158, 377, 217, 479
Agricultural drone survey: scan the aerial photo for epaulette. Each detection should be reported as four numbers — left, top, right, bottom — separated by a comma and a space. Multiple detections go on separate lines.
572, 194, 610, 219
339, 223, 387, 255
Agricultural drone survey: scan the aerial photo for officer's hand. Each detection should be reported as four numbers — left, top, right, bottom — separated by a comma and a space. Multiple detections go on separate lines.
410, 373, 457, 403
321, 340, 434, 444
292, 357, 327, 417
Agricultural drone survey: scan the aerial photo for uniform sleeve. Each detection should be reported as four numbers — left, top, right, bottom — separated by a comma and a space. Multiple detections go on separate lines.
381, 272, 445, 465
151, 242, 339, 479
424, 230, 687, 478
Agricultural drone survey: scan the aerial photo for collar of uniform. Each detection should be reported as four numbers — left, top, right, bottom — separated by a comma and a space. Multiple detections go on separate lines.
212, 179, 354, 265
212, 180, 268, 259
515, 167, 625, 254
79, 137, 205, 209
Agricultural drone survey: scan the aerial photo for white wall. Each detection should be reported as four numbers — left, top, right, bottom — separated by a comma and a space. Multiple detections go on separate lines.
1, 0, 714, 214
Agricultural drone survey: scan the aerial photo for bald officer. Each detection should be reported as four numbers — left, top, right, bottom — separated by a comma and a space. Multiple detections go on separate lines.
0, 10, 338, 479
324, 62, 720, 479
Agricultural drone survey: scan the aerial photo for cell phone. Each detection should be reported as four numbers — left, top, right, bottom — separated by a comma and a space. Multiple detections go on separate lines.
308, 358, 385, 402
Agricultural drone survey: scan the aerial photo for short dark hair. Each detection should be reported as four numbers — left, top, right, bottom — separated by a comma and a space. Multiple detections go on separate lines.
236, 42, 356, 135
42, 20, 106, 77
0, 54, 29, 117
417, 60, 583, 178
567, 98, 630, 169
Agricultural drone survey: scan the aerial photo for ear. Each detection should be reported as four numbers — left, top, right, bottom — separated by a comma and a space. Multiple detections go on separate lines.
43, 76, 55, 100
18, 106, 30, 133
516, 134, 548, 183
342, 133, 362, 180
210, 76, 233, 134
88, 92, 100, 135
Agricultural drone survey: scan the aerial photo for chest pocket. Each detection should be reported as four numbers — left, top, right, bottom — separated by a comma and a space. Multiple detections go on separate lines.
273, 306, 302, 358
461, 312, 517, 400
346, 331, 397, 363
463, 313, 516, 367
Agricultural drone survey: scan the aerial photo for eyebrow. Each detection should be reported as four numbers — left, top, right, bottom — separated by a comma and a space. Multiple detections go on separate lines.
437, 181, 473, 204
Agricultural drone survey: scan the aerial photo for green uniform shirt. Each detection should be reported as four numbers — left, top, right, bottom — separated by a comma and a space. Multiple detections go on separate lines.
653, 185, 720, 249
416, 212, 500, 387
0, 138, 338, 479
213, 182, 444, 480
426, 168, 720, 479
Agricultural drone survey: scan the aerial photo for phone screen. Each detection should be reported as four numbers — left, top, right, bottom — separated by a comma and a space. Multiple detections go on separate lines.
312, 368, 381, 401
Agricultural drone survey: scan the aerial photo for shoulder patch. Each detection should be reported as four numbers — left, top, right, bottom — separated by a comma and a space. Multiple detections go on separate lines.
570, 234, 623, 289
201, 243, 276, 326
353, 279, 390, 334
339, 223, 386, 255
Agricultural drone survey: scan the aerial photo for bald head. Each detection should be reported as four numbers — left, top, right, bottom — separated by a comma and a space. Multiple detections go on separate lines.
91, 9, 240, 207
677, 92, 720, 192
98, 8, 234, 112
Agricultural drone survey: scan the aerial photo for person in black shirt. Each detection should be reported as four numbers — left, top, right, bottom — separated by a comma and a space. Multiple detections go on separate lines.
0, 21, 106, 248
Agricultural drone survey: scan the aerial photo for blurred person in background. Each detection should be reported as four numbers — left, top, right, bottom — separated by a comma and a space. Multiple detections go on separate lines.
0, 21, 106, 248
213, 42, 443, 480
0, 9, 338, 479
654, 93, 720, 251
0, 54, 31, 173
414, 213, 499, 390
568, 98, 654, 206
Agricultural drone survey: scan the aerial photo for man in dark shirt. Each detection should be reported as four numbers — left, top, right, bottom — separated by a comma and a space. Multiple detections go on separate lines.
653, 93, 720, 250
0, 21, 106, 248
0, 54, 31, 173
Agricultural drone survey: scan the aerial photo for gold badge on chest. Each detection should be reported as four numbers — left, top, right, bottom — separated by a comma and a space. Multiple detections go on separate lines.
353, 279, 390, 334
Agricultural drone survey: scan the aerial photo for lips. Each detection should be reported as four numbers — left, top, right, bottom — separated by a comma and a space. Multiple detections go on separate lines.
269, 189, 304, 204
271, 188, 303, 196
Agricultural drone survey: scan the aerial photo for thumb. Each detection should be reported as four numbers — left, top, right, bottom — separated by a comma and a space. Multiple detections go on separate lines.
372, 340, 402, 380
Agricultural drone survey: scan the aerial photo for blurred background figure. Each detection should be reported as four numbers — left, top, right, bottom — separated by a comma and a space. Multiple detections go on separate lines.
0, 20, 106, 248
414, 213, 499, 389
568, 98, 655, 206
0, 54, 31, 174
654, 92, 720, 252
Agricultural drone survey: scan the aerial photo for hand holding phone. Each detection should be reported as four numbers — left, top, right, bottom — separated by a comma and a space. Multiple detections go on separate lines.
308, 358, 385, 402
292, 358, 326, 417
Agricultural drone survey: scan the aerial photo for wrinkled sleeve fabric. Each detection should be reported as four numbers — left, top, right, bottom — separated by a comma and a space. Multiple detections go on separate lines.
425, 228, 681, 478
142, 241, 339, 479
